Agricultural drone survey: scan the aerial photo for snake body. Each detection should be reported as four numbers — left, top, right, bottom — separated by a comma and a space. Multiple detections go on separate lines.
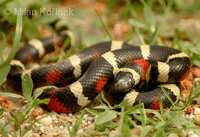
8, 40, 190, 113
7, 20, 191, 113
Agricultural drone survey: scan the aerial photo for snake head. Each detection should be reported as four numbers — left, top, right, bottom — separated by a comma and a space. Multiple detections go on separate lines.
113, 71, 135, 92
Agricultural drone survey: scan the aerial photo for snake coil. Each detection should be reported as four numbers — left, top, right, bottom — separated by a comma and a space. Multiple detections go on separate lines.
7, 22, 191, 113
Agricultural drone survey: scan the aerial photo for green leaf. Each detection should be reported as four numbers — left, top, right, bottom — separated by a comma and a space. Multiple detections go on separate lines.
128, 19, 147, 30
93, 105, 109, 110
193, 60, 200, 67
140, 125, 153, 137
189, 47, 200, 54
0, 0, 12, 7
120, 124, 132, 137
22, 74, 33, 102
31, 15, 58, 26
125, 103, 142, 115
85, 108, 100, 116
143, 4, 155, 32
113, 98, 128, 109
154, 129, 164, 137
146, 109, 164, 122
0, 65, 10, 85
95, 110, 117, 125
95, 121, 118, 131
0, 92, 23, 98
154, 121, 166, 129
31, 98, 49, 108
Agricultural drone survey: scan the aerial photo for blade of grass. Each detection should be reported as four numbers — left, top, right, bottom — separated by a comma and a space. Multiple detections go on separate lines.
118, 106, 131, 137
146, 109, 165, 122
133, 28, 146, 45
161, 86, 177, 109
187, 86, 200, 104
0, 65, 10, 85
0, 34, 5, 65
149, 1, 172, 44
158, 93, 164, 115
145, 65, 151, 92
79, 131, 109, 136
125, 103, 142, 115
94, 8, 114, 40
140, 125, 153, 137
126, 0, 139, 19
3, 11, 23, 67
158, 0, 167, 10
140, 103, 147, 127
142, 1, 156, 32
85, 108, 100, 116
70, 109, 86, 137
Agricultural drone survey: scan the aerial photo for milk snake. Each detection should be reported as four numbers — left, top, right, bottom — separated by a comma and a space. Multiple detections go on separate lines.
7, 21, 191, 113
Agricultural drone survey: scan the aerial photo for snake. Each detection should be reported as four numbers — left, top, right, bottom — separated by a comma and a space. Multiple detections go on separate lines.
7, 22, 191, 113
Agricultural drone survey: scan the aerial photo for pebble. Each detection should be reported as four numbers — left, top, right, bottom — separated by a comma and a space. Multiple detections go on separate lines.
194, 108, 200, 115
185, 113, 195, 120
85, 124, 95, 131
195, 114, 200, 125
131, 126, 142, 135
180, 130, 188, 137
168, 133, 179, 137
38, 115, 53, 126
30, 133, 40, 137
194, 98, 200, 105
78, 128, 84, 133
59, 132, 70, 137
39, 126, 45, 132
68, 113, 73, 117
87, 120, 91, 125
109, 130, 120, 137
51, 114, 57, 121
188, 132, 200, 137
40, 133, 52, 137
4, 124, 13, 132
194, 78, 200, 82
32, 107, 44, 118
71, 118, 76, 126
189, 134, 200, 137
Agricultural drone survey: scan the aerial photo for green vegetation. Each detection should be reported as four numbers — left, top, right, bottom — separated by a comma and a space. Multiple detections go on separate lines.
0, 74, 49, 137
